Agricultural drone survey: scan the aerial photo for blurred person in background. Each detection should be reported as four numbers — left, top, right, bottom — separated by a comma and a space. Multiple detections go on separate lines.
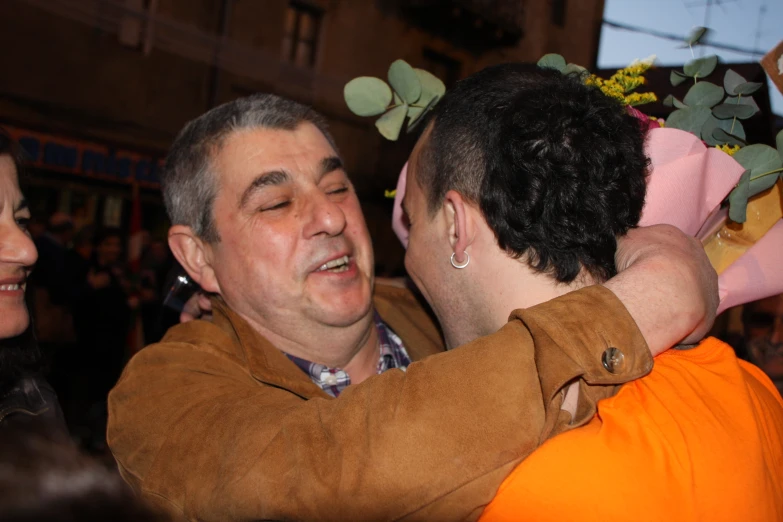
0, 128, 65, 433
29, 212, 79, 428
31, 212, 74, 306
72, 227, 131, 451
0, 424, 167, 522
743, 294, 783, 395
138, 237, 173, 344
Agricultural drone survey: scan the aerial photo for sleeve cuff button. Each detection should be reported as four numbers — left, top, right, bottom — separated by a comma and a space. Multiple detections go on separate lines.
602, 347, 625, 373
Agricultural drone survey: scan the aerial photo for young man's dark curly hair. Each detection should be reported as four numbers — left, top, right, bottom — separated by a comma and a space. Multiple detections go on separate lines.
415, 62, 650, 283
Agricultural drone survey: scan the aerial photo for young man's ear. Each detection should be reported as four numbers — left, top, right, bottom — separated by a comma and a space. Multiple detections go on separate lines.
168, 225, 221, 294
443, 190, 476, 265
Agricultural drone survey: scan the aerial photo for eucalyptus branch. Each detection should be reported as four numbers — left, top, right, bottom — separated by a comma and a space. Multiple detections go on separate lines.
388, 102, 428, 110
748, 168, 783, 183
729, 94, 742, 134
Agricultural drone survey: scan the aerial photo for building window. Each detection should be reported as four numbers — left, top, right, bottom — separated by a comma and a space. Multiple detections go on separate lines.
551, 0, 567, 27
281, 2, 323, 68
422, 48, 461, 88
118, 0, 147, 49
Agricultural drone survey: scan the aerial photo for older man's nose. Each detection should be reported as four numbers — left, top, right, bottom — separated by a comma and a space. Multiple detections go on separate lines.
303, 192, 346, 238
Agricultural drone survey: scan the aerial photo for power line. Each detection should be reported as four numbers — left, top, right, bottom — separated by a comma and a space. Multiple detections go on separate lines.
602, 19, 767, 57
753, 2, 768, 60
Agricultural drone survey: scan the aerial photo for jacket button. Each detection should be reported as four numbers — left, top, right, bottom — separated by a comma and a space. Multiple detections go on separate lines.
602, 347, 625, 373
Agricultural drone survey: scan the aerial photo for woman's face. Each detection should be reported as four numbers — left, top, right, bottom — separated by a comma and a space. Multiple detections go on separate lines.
0, 155, 37, 338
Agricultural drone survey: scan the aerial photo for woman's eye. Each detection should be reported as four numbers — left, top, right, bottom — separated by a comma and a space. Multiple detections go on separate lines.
15, 217, 30, 231
327, 186, 349, 196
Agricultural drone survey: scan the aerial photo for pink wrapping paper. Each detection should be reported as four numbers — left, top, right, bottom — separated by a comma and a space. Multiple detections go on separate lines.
390, 127, 782, 310
639, 128, 746, 234
715, 220, 783, 314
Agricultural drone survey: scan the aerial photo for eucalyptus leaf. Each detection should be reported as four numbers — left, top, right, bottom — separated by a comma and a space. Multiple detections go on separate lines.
344, 77, 393, 117
665, 106, 712, 134
777, 129, 783, 161
537, 53, 567, 72
712, 103, 758, 120
406, 109, 425, 133
749, 170, 783, 197
670, 70, 688, 86
732, 144, 783, 195
723, 69, 747, 95
375, 104, 408, 141
663, 95, 688, 109
683, 81, 724, 108
562, 63, 588, 78
734, 82, 763, 95
701, 115, 743, 146
686, 26, 709, 46
407, 94, 440, 133
388, 60, 421, 105
683, 55, 718, 78
712, 127, 746, 147
728, 169, 751, 223
414, 68, 446, 108
726, 95, 761, 112
407, 105, 424, 121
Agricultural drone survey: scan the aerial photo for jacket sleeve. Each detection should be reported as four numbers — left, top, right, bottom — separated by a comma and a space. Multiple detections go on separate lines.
107, 285, 651, 522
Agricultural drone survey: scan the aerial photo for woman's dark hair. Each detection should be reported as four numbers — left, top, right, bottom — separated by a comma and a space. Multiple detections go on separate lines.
416, 63, 650, 283
0, 127, 26, 173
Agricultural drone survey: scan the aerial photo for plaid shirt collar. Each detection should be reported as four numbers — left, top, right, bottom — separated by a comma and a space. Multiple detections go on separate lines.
285, 311, 411, 397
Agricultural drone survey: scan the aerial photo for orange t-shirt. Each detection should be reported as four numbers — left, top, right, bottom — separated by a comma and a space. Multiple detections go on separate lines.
481, 337, 783, 522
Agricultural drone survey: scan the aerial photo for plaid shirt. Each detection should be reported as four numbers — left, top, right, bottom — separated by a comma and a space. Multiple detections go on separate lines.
285, 312, 411, 397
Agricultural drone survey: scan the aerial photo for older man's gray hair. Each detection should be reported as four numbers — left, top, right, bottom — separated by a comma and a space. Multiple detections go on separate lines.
162, 93, 338, 242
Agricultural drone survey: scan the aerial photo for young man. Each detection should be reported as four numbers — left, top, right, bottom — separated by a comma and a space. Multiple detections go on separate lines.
398, 63, 783, 520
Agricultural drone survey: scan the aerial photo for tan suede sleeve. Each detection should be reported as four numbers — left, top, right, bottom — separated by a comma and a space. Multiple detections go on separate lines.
107, 285, 650, 522
514, 285, 654, 439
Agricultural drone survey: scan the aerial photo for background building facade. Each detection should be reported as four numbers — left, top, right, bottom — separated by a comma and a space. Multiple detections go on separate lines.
0, 0, 605, 271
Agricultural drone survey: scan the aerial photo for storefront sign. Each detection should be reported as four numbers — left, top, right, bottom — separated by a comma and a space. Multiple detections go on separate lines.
4, 125, 164, 187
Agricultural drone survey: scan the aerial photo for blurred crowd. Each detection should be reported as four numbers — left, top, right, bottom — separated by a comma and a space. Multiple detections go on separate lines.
27, 211, 177, 452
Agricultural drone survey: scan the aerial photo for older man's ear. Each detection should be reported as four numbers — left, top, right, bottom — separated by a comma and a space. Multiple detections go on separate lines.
168, 225, 221, 295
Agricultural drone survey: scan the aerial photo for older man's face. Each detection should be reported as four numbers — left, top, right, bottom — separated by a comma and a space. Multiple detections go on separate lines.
204, 123, 375, 333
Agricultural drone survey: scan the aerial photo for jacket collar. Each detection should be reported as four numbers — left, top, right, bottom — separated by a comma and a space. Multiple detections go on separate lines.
210, 297, 330, 400
209, 289, 444, 400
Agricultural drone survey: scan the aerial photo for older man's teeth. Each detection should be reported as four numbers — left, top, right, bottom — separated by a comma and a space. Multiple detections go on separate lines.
317, 255, 350, 272
0, 284, 20, 291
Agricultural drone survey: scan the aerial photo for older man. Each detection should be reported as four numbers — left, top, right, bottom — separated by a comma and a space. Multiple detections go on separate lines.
108, 94, 715, 521
393, 63, 782, 520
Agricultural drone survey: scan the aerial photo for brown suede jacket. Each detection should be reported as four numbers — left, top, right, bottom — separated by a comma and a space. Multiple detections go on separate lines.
107, 284, 652, 522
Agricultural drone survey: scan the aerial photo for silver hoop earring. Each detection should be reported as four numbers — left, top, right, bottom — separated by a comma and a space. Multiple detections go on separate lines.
450, 251, 470, 269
